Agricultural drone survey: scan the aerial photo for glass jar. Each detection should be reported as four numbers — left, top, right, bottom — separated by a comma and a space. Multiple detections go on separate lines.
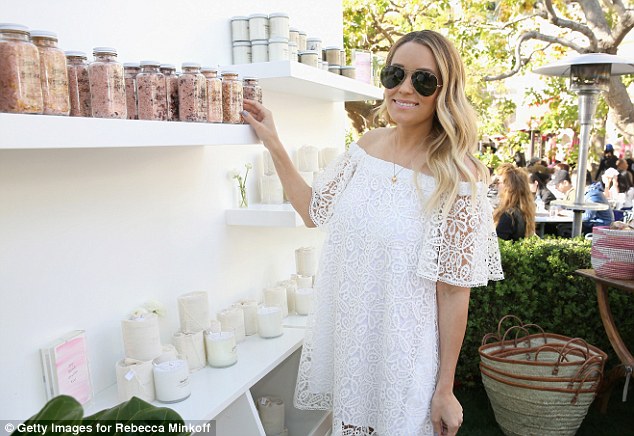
268, 37, 289, 61
136, 60, 167, 121
89, 47, 127, 119
323, 46, 341, 66
243, 77, 262, 104
178, 62, 207, 122
221, 71, 243, 124
31, 30, 69, 115
268, 12, 289, 39
160, 64, 179, 121
306, 37, 321, 54
123, 62, 140, 120
289, 41, 298, 62
0, 24, 43, 114
298, 31, 307, 51
248, 13, 269, 41
340, 66, 356, 79
201, 67, 222, 123
289, 28, 299, 46
65, 51, 91, 117
299, 50, 319, 68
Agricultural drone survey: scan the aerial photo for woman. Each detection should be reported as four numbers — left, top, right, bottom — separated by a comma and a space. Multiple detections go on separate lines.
528, 169, 556, 210
242, 30, 503, 436
493, 164, 536, 240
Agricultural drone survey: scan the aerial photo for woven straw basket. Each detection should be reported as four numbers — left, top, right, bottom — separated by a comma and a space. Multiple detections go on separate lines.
479, 316, 606, 436
591, 226, 634, 279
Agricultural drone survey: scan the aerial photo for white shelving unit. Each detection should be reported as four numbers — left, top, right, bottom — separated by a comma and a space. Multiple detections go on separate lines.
84, 328, 329, 435
0, 113, 259, 149
225, 203, 305, 227
225, 60, 383, 102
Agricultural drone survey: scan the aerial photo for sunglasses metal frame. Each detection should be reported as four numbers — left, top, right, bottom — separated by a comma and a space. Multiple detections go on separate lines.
380, 65, 442, 97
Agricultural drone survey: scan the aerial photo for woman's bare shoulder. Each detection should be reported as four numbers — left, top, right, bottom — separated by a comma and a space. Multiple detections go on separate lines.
356, 127, 392, 152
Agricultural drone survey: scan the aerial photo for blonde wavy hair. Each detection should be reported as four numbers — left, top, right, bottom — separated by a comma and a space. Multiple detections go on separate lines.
374, 30, 489, 215
493, 163, 536, 237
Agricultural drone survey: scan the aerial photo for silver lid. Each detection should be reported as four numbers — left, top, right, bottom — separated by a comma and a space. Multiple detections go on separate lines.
269, 12, 290, 18
299, 50, 319, 56
65, 50, 87, 58
306, 37, 322, 42
251, 39, 269, 45
160, 64, 176, 70
140, 60, 161, 67
182, 62, 201, 68
30, 30, 58, 39
123, 62, 140, 68
248, 13, 269, 19
93, 46, 118, 55
201, 66, 218, 72
0, 23, 29, 34
230, 15, 249, 21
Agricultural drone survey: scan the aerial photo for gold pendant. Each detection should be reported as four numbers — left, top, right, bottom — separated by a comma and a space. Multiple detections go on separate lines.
392, 175, 397, 184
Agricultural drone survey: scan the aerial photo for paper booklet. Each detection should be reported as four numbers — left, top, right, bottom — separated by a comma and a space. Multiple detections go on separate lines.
40, 330, 93, 404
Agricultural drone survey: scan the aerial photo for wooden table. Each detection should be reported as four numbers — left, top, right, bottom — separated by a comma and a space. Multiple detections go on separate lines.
576, 269, 633, 412
535, 213, 574, 237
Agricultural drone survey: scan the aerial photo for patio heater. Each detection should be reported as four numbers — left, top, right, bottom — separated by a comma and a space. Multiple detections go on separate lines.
533, 53, 634, 237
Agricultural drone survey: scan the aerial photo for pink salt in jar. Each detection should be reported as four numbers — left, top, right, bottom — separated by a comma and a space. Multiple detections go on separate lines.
178, 62, 207, 122
0, 23, 43, 114
123, 62, 140, 119
136, 60, 167, 121
221, 71, 243, 124
88, 47, 127, 118
160, 64, 179, 121
201, 67, 222, 123
65, 51, 91, 117
31, 30, 69, 115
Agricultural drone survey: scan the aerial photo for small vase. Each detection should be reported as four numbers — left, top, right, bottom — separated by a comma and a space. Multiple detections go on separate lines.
238, 189, 248, 208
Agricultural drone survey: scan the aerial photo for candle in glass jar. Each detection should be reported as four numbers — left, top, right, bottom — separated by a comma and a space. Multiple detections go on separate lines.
205, 331, 237, 367
278, 280, 297, 314
295, 246, 318, 276
295, 288, 314, 315
263, 286, 288, 318
296, 275, 313, 289
258, 306, 283, 338
153, 359, 190, 403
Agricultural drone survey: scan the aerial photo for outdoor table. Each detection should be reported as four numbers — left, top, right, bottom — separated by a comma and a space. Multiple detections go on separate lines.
535, 212, 574, 237
576, 268, 633, 413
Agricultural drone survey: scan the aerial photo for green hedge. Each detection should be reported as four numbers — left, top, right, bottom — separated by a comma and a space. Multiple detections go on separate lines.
459, 236, 634, 387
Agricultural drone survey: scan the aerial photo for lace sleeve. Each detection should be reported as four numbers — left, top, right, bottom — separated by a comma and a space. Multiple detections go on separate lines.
309, 146, 362, 227
416, 185, 504, 287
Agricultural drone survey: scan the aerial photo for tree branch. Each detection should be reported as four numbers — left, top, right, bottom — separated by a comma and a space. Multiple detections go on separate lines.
542, 0, 597, 45
484, 31, 589, 81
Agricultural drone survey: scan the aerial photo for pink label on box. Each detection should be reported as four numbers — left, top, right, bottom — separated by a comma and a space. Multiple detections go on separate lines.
54, 335, 92, 404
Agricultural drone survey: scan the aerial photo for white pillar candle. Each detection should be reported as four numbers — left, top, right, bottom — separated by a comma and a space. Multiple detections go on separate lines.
153, 359, 191, 403
295, 288, 314, 315
121, 313, 163, 361
263, 149, 277, 175
256, 396, 285, 435
278, 280, 297, 314
263, 286, 288, 318
173, 331, 206, 372
295, 246, 318, 276
260, 174, 284, 204
218, 307, 246, 343
205, 331, 238, 368
296, 275, 313, 289
297, 145, 320, 172
258, 306, 284, 338
116, 358, 155, 402
177, 291, 210, 333
234, 300, 258, 336
319, 147, 340, 169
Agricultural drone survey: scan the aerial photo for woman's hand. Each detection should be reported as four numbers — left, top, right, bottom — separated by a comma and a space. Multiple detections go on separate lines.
431, 390, 463, 435
241, 99, 281, 147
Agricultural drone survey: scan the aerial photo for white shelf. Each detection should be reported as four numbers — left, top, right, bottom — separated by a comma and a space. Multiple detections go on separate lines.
225, 60, 383, 102
283, 314, 309, 329
84, 327, 306, 421
0, 113, 259, 149
225, 203, 305, 227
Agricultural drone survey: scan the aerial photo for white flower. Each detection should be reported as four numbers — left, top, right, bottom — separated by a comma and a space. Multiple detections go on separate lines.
130, 307, 149, 319
245, 163, 253, 170
228, 169, 240, 180
145, 299, 166, 317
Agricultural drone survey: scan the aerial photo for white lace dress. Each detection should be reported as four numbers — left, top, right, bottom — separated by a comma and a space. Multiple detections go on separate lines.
293, 142, 504, 436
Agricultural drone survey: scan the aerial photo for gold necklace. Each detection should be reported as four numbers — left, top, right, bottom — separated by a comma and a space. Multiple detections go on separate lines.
392, 161, 409, 184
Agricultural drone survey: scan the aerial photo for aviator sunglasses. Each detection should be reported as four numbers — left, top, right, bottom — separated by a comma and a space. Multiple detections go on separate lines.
380, 65, 442, 97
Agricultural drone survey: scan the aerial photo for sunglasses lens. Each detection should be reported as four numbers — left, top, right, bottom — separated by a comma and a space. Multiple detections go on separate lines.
412, 71, 439, 96
380, 65, 405, 89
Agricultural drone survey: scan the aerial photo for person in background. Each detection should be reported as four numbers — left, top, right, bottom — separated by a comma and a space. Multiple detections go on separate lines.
551, 169, 576, 202
624, 150, 634, 181
595, 144, 618, 182
583, 179, 615, 233
528, 167, 556, 210
493, 163, 536, 240
242, 30, 503, 436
